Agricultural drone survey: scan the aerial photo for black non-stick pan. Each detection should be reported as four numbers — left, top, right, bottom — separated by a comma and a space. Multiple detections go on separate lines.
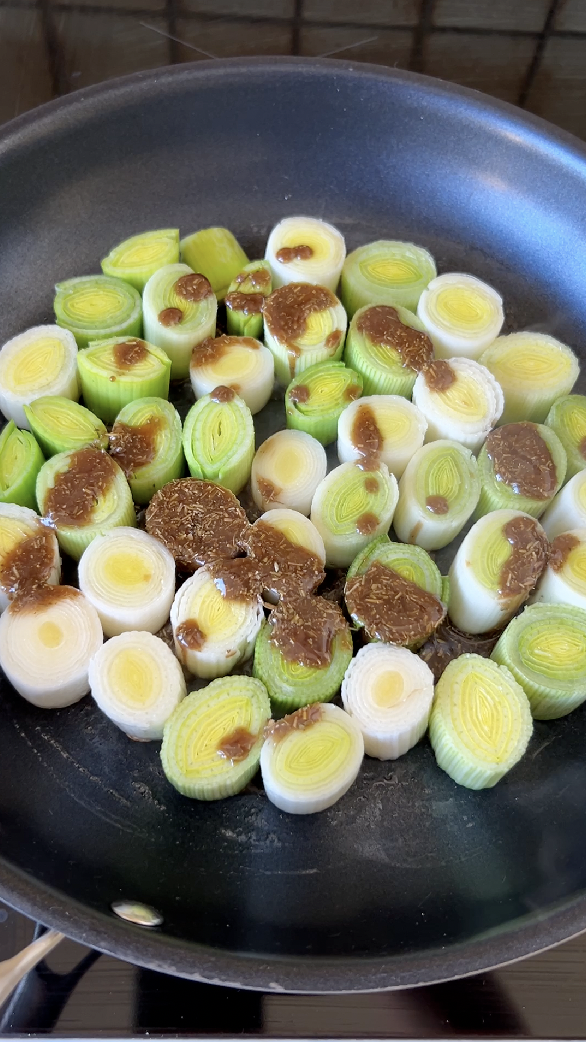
1, 57, 586, 994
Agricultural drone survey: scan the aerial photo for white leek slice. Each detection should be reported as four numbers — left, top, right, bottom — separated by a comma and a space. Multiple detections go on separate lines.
417, 273, 504, 360
190, 335, 274, 415
340, 240, 437, 316
311, 461, 398, 568
263, 283, 347, 385
251, 429, 327, 515
0, 585, 103, 708
0, 326, 79, 429
546, 394, 586, 481
265, 216, 346, 293
429, 654, 532, 789
78, 527, 176, 637
540, 471, 586, 540
171, 567, 263, 679
479, 332, 579, 425
532, 527, 586, 610
142, 263, 217, 379
341, 643, 435, 760
393, 439, 480, 551
89, 631, 186, 739
257, 509, 326, 565
412, 357, 504, 453
448, 509, 548, 634
337, 394, 427, 478
0, 503, 60, 612
260, 703, 364, 814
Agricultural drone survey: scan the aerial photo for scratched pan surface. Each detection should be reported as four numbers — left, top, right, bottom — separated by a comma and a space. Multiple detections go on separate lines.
0, 58, 586, 993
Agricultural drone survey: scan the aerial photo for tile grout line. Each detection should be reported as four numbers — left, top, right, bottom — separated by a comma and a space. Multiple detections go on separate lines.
409, 0, 436, 73
36, 0, 70, 97
290, 0, 303, 57
517, 0, 563, 107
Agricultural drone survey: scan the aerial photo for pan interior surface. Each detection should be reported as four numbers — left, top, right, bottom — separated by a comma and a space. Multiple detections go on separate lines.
0, 59, 586, 992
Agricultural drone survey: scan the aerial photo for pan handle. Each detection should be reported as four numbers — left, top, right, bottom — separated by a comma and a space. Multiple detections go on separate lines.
0, 928, 64, 1007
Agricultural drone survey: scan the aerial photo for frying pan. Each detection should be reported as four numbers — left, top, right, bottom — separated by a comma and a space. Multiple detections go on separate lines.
1, 57, 586, 994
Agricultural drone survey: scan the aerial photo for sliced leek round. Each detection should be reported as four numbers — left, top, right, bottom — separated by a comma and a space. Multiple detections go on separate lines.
54, 276, 142, 350
0, 584, 103, 708
101, 228, 180, 292
225, 260, 272, 339
109, 396, 183, 505
344, 303, 435, 398
171, 566, 263, 679
36, 447, 136, 560
0, 325, 79, 428
183, 388, 254, 496
492, 603, 586, 720
145, 478, 249, 571
190, 335, 274, 415
448, 509, 549, 634
475, 422, 566, 519
311, 461, 398, 568
24, 396, 108, 457
251, 429, 327, 515
78, 527, 176, 637
161, 675, 270, 799
89, 631, 186, 739
263, 282, 347, 385
0, 503, 60, 612
393, 439, 480, 550
261, 702, 364, 815
341, 643, 435, 760
77, 336, 171, 425
479, 332, 579, 425
412, 357, 504, 453
142, 263, 217, 379
429, 654, 532, 789
265, 216, 346, 293
256, 509, 326, 565
286, 361, 362, 446
253, 619, 352, 716
540, 471, 586, 540
546, 394, 586, 481
180, 227, 248, 301
417, 273, 504, 359
337, 394, 427, 478
0, 422, 45, 511
340, 240, 437, 316
532, 527, 586, 611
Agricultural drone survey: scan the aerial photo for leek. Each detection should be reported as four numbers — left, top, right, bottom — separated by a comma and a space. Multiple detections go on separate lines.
142, 263, 217, 379
183, 388, 254, 496
341, 643, 435, 760
261, 703, 364, 815
161, 676, 271, 799
101, 229, 180, 292
190, 334, 274, 415
546, 394, 586, 480
475, 422, 566, 519
255, 508, 326, 565
0, 325, 79, 428
479, 332, 579, 425
89, 631, 186, 739
265, 216, 346, 293
540, 471, 586, 540
310, 461, 399, 568
251, 429, 327, 515
532, 527, 586, 611
340, 240, 436, 316
109, 396, 183, 505
337, 394, 427, 478
0, 503, 60, 612
54, 276, 142, 350
393, 439, 480, 551
412, 357, 504, 453
344, 303, 435, 398
225, 260, 272, 339
492, 603, 586, 720
263, 282, 347, 385
417, 273, 504, 360
78, 336, 171, 425
253, 619, 352, 716
145, 478, 249, 571
180, 227, 248, 301
24, 396, 108, 457
78, 527, 176, 637
286, 360, 362, 445
0, 422, 45, 511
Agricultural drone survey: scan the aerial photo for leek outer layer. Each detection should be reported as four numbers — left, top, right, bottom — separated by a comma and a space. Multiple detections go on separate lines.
0, 422, 45, 511
546, 394, 586, 481
540, 471, 586, 540
226, 260, 272, 339
265, 216, 346, 293
344, 303, 434, 398
532, 526, 586, 611
429, 654, 532, 789
251, 429, 327, 515
0, 325, 79, 429
475, 423, 567, 520
337, 394, 427, 478
183, 390, 255, 496
253, 620, 353, 716
180, 227, 248, 300
263, 285, 347, 385
110, 397, 184, 504
417, 273, 504, 360
24, 396, 108, 457
161, 676, 271, 800
393, 439, 480, 551
142, 263, 217, 379
340, 240, 437, 316
412, 357, 504, 454
492, 603, 586, 720
0, 503, 60, 612
286, 361, 363, 445
54, 276, 142, 350
190, 335, 274, 415
101, 229, 180, 292
77, 337, 171, 425
310, 461, 399, 568
479, 333, 579, 426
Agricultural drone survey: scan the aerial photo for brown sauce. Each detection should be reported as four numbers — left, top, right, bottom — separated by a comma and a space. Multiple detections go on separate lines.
44, 448, 118, 527
263, 283, 336, 347
245, 519, 324, 598
174, 273, 213, 302
210, 385, 236, 403
109, 415, 162, 477
325, 330, 342, 351
550, 532, 581, 572
486, 422, 558, 500
234, 267, 271, 290
217, 726, 257, 761
10, 582, 80, 614
275, 245, 313, 263
0, 526, 56, 598
289, 384, 310, 404
145, 478, 249, 570
256, 477, 280, 503
356, 512, 379, 535
158, 307, 183, 327
356, 305, 434, 372
175, 619, 205, 653
344, 383, 361, 402
225, 291, 265, 314
209, 556, 263, 602
345, 560, 446, 645
426, 494, 450, 515
351, 403, 383, 462
364, 476, 379, 494
112, 339, 148, 368
268, 592, 347, 668
498, 515, 549, 598
265, 703, 323, 741
419, 619, 502, 682
423, 359, 456, 392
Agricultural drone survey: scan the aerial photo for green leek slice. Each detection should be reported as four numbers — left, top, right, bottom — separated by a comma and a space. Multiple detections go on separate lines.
109, 397, 184, 505
475, 422, 566, 520
532, 526, 586, 611
0, 503, 60, 612
54, 276, 142, 350
0, 325, 79, 429
182, 388, 254, 496
265, 216, 346, 293
225, 260, 272, 339
546, 394, 586, 480
142, 263, 217, 379
263, 283, 347, 385
429, 654, 532, 789
285, 361, 362, 445
393, 439, 480, 551
412, 357, 504, 453
310, 461, 398, 568
101, 229, 180, 292
24, 396, 108, 457
253, 619, 353, 716
340, 240, 436, 316
161, 676, 271, 800
417, 273, 504, 359
337, 394, 427, 478
190, 334, 274, 415
0, 422, 45, 511
492, 603, 586, 720
540, 471, 586, 540
344, 303, 433, 397
479, 333, 579, 425
180, 227, 248, 301
77, 337, 171, 424
251, 429, 327, 515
